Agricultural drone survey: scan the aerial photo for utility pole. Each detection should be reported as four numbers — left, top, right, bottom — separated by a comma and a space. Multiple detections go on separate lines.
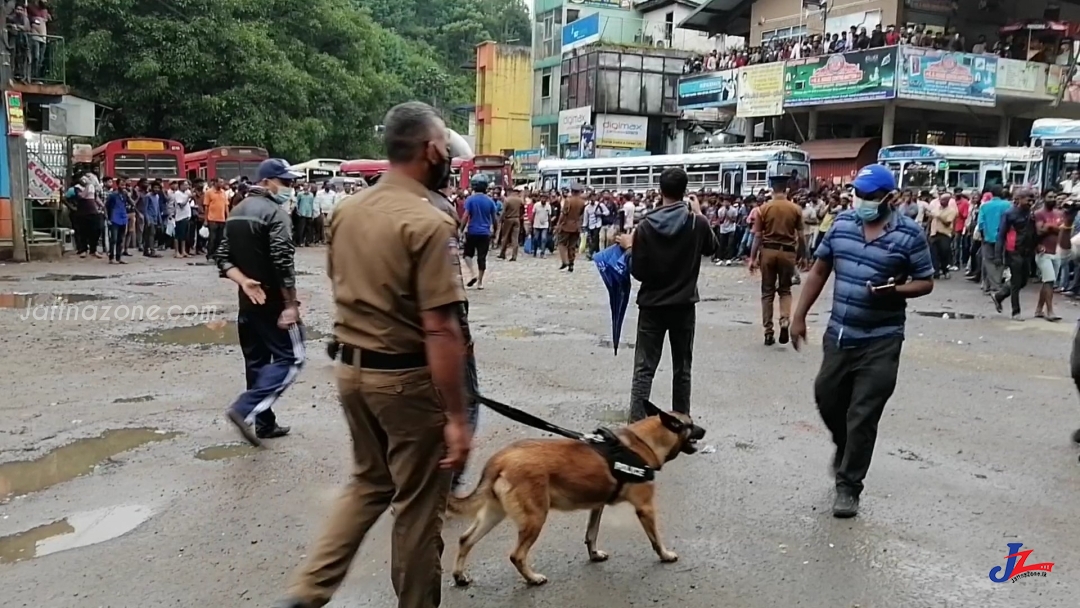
1, 1, 27, 261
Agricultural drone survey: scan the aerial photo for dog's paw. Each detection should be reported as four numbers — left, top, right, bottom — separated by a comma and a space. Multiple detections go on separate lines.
525, 574, 548, 586
452, 572, 472, 587
659, 550, 679, 563
588, 550, 609, 562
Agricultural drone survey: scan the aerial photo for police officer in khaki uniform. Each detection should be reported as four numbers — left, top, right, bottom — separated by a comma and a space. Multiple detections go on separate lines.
275, 102, 472, 608
749, 174, 804, 346
557, 183, 586, 272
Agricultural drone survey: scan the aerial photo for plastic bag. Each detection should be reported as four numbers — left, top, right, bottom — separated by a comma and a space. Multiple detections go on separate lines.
523, 235, 533, 255
198, 226, 210, 239
165, 219, 176, 237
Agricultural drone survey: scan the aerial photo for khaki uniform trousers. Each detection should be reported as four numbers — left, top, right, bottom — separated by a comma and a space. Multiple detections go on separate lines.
760, 247, 797, 336
557, 230, 580, 264
288, 364, 452, 608
500, 218, 521, 259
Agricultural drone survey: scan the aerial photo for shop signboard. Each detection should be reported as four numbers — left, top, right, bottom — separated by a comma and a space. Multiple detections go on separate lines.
677, 70, 737, 109
897, 47, 997, 106
783, 48, 897, 107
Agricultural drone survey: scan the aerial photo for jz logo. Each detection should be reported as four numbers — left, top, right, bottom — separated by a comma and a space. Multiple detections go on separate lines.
988, 543, 1054, 583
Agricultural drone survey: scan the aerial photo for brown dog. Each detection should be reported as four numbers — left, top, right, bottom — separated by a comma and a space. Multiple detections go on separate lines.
448, 400, 706, 586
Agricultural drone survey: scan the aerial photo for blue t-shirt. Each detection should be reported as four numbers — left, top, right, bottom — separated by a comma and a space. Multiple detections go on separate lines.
465, 193, 498, 236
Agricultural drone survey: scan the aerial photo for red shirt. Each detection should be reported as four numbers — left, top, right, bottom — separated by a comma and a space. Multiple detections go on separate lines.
885, 32, 900, 45
953, 198, 970, 233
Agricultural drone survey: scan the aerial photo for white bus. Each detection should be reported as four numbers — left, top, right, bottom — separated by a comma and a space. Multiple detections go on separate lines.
537, 142, 810, 196
877, 144, 1042, 193
1030, 118, 1080, 190
288, 158, 348, 182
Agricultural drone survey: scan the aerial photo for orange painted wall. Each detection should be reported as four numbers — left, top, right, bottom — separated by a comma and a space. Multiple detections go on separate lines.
0, 198, 11, 240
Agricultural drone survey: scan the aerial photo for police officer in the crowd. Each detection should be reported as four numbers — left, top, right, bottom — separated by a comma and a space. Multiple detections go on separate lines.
557, 182, 586, 272
216, 158, 304, 446
274, 102, 471, 608
749, 174, 805, 346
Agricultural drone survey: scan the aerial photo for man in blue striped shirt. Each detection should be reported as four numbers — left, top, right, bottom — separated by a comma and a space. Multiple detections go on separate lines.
790, 164, 934, 518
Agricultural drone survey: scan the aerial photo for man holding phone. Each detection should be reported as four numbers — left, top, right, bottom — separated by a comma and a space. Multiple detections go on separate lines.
789, 165, 934, 518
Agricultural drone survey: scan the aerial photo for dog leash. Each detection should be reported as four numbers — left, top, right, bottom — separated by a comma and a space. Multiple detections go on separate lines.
472, 393, 587, 441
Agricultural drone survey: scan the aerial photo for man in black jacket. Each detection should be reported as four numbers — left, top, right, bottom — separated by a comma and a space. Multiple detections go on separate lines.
617, 168, 717, 422
215, 158, 304, 446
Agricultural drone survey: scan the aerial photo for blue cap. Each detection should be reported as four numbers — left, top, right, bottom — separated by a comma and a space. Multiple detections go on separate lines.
256, 158, 303, 182
851, 164, 896, 193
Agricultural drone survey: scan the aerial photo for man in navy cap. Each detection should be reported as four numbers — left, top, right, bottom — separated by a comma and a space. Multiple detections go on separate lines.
789, 164, 934, 518
215, 158, 305, 446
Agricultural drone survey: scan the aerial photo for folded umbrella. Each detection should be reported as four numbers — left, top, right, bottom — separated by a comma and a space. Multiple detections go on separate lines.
593, 244, 632, 355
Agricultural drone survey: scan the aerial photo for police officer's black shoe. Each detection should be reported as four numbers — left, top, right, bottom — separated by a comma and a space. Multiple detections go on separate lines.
256, 425, 291, 439
778, 325, 790, 344
764, 334, 775, 346
832, 492, 859, 518
568, 263, 574, 272
559, 263, 568, 270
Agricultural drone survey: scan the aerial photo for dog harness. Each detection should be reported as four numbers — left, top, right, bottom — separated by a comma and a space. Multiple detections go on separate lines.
585, 428, 656, 503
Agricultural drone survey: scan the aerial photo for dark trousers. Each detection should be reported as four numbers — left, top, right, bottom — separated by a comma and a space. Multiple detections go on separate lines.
295, 215, 310, 246
108, 223, 126, 262
74, 214, 101, 254
715, 230, 734, 261
1071, 320, 1080, 398
586, 227, 600, 256
929, 233, 952, 276
994, 253, 1030, 316
207, 221, 225, 258
815, 336, 903, 496
189, 216, 203, 252
230, 307, 306, 432
629, 304, 695, 421
142, 220, 157, 255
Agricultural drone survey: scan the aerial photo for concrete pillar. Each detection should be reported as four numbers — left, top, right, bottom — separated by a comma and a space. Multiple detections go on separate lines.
745, 118, 755, 144
807, 109, 819, 141
771, 116, 782, 140
882, 102, 896, 148
998, 113, 1010, 147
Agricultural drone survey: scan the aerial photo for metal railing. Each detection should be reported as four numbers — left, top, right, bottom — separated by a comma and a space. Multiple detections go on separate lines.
6, 33, 65, 85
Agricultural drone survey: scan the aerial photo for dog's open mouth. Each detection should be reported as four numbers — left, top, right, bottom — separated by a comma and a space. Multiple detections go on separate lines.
681, 426, 706, 454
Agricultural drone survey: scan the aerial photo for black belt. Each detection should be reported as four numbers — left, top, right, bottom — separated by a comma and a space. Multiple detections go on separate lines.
337, 344, 427, 370
762, 243, 797, 253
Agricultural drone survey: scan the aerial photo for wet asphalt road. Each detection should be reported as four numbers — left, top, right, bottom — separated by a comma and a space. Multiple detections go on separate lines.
0, 249, 1078, 608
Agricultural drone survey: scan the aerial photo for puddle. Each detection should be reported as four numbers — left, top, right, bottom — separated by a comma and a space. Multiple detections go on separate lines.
594, 408, 630, 424
37, 273, 115, 282
730, 320, 753, 325
0, 428, 180, 500
195, 443, 260, 461
0, 293, 109, 309
0, 504, 153, 564
138, 321, 327, 348
496, 327, 539, 339
112, 395, 154, 404
914, 311, 978, 320
128, 281, 171, 287
0, 276, 18, 282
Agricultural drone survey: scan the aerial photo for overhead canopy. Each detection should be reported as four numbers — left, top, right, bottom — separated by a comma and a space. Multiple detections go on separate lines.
799, 137, 877, 161
677, 0, 753, 37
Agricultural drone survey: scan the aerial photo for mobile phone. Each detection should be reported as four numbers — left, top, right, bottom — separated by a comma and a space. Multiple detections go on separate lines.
869, 279, 896, 291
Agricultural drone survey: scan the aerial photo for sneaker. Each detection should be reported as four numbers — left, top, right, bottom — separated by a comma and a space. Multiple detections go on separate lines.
764, 334, 775, 346
832, 492, 859, 518
989, 293, 1002, 314
568, 264, 574, 273
256, 425, 291, 439
225, 410, 262, 447
559, 263, 568, 270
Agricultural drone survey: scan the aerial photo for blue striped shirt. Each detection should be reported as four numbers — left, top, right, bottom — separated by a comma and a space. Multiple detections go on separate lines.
815, 210, 934, 348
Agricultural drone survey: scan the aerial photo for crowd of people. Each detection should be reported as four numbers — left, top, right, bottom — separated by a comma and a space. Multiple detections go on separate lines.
682, 21, 1060, 74
61, 174, 356, 264
6, 0, 53, 82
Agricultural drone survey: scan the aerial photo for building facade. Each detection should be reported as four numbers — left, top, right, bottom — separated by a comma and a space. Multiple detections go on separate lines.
475, 42, 533, 156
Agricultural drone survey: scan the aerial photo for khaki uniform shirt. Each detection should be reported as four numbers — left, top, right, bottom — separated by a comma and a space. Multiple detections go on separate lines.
559, 195, 586, 233
502, 196, 524, 221
328, 172, 466, 353
756, 197, 804, 249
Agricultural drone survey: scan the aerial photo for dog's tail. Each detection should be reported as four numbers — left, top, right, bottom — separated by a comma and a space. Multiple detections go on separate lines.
447, 478, 491, 518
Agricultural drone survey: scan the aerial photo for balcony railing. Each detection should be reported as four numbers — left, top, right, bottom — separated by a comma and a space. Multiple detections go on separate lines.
7, 33, 65, 86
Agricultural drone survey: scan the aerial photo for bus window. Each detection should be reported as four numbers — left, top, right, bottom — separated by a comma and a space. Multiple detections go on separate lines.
115, 154, 147, 179
902, 163, 939, 190
588, 166, 617, 188
883, 162, 902, 185
541, 173, 558, 191
562, 168, 586, 188
745, 162, 768, 190
619, 165, 649, 188
946, 161, 979, 190
1008, 162, 1028, 186
148, 154, 181, 180
686, 163, 720, 188
982, 170, 1004, 190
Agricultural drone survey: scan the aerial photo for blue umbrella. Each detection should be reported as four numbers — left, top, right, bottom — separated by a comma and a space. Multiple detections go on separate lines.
593, 244, 632, 355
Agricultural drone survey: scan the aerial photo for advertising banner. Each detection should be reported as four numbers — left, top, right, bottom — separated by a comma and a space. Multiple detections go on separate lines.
567, 0, 631, 8
898, 47, 997, 106
595, 113, 648, 149
512, 149, 542, 178
27, 157, 62, 200
736, 63, 784, 118
558, 105, 592, 144
562, 12, 600, 53
579, 124, 596, 158
783, 48, 896, 107
996, 58, 1045, 96
677, 70, 738, 109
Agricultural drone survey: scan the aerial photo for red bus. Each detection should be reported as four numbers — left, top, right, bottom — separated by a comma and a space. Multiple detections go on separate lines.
91, 138, 185, 182
184, 146, 268, 182
340, 155, 511, 189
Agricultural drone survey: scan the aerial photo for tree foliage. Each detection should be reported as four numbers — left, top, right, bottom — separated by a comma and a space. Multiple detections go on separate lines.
50, 0, 530, 161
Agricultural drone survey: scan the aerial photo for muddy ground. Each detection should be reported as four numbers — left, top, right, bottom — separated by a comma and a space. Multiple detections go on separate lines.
0, 249, 1077, 608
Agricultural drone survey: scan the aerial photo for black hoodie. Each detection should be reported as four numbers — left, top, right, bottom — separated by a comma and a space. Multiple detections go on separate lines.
631, 202, 717, 308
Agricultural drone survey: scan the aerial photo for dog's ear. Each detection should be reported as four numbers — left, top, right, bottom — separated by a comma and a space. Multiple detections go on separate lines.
642, 399, 664, 418
644, 400, 685, 433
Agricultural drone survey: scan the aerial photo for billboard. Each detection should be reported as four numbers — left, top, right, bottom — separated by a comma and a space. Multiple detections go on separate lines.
595, 113, 648, 148
512, 149, 542, 178
736, 63, 784, 118
678, 70, 738, 109
562, 13, 600, 53
558, 105, 592, 144
567, 0, 631, 7
898, 47, 997, 107
783, 48, 896, 107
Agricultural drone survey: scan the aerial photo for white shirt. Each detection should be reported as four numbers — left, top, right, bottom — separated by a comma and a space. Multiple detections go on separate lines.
171, 190, 192, 221
622, 201, 636, 230
532, 202, 551, 229
315, 189, 336, 215
585, 202, 603, 230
